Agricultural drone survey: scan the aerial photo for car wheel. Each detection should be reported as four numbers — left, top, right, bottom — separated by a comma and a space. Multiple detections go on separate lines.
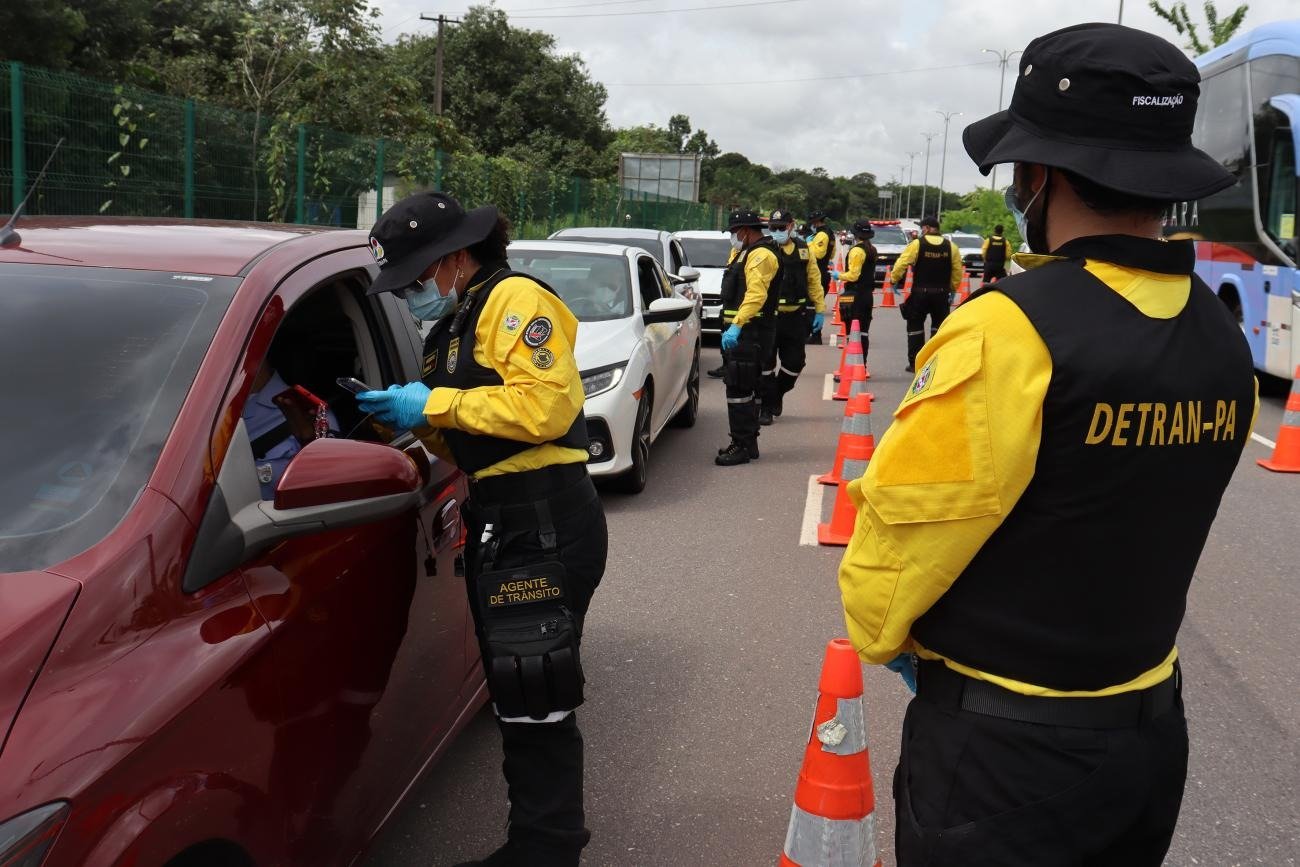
614, 390, 652, 494
671, 344, 700, 428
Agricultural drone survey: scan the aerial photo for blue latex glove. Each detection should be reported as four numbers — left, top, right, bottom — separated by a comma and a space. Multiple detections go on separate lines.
356, 382, 432, 431
830, 270, 841, 280
721, 324, 741, 351
811, 312, 825, 332
885, 654, 917, 693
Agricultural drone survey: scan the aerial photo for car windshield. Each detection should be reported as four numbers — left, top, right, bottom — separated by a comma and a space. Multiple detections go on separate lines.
557, 234, 662, 264
679, 237, 731, 268
872, 227, 908, 246
0, 265, 237, 573
952, 236, 983, 251
508, 250, 633, 322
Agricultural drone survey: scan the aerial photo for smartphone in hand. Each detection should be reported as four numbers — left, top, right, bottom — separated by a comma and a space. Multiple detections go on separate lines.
336, 376, 376, 395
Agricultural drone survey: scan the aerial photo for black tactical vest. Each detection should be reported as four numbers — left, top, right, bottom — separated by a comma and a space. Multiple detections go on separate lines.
842, 241, 877, 302
911, 237, 1255, 691
811, 228, 833, 280
775, 237, 814, 310
720, 240, 779, 322
911, 235, 953, 289
421, 267, 589, 476
985, 235, 1008, 270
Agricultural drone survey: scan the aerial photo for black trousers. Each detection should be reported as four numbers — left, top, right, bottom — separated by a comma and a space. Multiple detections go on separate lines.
895, 686, 1188, 867
983, 265, 1007, 283
838, 292, 874, 360
724, 320, 774, 446
904, 288, 951, 366
760, 312, 809, 410
464, 479, 608, 865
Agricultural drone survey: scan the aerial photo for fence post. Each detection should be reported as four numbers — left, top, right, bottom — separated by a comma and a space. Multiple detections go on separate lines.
375, 137, 386, 222
295, 124, 306, 224
183, 100, 195, 218
10, 62, 24, 208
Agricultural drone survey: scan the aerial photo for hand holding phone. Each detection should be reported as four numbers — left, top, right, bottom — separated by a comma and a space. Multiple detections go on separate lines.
336, 376, 376, 395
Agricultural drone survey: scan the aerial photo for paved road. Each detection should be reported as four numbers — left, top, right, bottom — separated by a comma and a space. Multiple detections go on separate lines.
363, 312, 1299, 867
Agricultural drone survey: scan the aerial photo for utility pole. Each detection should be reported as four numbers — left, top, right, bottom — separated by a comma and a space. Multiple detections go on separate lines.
981, 49, 1021, 190
420, 13, 461, 115
919, 132, 938, 219
1118, 0, 1124, 23
905, 151, 919, 220
934, 110, 961, 226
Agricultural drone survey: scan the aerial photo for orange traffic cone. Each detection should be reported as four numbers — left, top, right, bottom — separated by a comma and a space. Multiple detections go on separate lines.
1259, 367, 1300, 473
880, 276, 896, 309
833, 358, 867, 402
834, 319, 861, 382
777, 639, 881, 867
818, 392, 875, 486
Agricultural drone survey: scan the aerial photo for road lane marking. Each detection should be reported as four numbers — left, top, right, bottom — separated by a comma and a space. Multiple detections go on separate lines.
823, 374, 834, 401
1252, 432, 1277, 450
800, 474, 824, 546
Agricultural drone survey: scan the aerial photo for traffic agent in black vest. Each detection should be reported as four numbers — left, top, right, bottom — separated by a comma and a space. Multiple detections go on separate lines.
982, 223, 1011, 283
716, 209, 780, 466
357, 192, 607, 867
838, 23, 1256, 866
805, 209, 834, 344
758, 209, 826, 423
829, 220, 878, 360
891, 215, 963, 371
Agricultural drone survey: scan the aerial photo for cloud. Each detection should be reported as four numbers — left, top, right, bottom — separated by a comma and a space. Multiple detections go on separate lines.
375, 0, 1297, 196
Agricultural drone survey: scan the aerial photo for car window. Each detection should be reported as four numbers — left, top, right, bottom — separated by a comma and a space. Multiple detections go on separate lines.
636, 257, 666, 309
0, 264, 238, 572
507, 250, 632, 321
679, 237, 731, 267
872, 227, 909, 246
669, 241, 685, 274
557, 234, 663, 264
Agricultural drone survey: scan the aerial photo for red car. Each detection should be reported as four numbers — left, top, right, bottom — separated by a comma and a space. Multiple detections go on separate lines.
0, 218, 487, 867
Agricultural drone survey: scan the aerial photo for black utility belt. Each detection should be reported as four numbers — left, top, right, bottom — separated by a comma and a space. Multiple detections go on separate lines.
911, 286, 951, 294
916, 659, 1179, 729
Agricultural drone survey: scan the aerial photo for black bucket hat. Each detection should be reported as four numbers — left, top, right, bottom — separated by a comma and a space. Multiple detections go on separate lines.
920, 215, 940, 229
962, 22, 1234, 201
366, 191, 499, 295
851, 220, 875, 238
767, 209, 795, 227
807, 209, 827, 221
726, 209, 766, 231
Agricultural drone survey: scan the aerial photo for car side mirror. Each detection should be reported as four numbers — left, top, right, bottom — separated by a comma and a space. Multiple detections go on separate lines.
669, 266, 700, 284
643, 296, 695, 325
183, 427, 425, 593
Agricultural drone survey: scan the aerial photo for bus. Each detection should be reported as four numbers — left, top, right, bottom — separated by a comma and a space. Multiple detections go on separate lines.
1167, 20, 1299, 380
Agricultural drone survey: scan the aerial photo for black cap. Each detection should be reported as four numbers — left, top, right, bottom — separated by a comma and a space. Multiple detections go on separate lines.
767, 209, 794, 227
726, 209, 766, 231
366, 192, 498, 295
920, 215, 940, 229
808, 209, 827, 221
851, 220, 875, 238
963, 23, 1233, 201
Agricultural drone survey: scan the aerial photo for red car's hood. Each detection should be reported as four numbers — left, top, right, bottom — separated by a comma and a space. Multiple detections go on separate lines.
0, 572, 80, 756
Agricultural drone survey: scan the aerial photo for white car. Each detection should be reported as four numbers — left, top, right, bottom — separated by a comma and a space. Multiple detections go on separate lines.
868, 222, 912, 287
508, 240, 701, 493
674, 230, 731, 335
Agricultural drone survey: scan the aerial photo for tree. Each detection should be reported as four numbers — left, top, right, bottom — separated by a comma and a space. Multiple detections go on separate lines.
1149, 1, 1248, 54
939, 188, 1021, 249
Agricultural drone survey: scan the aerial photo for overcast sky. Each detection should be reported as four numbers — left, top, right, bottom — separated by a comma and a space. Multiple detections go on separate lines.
373, 0, 1297, 195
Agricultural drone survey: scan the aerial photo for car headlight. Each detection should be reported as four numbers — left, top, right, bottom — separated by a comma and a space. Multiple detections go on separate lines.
580, 363, 627, 399
0, 803, 69, 867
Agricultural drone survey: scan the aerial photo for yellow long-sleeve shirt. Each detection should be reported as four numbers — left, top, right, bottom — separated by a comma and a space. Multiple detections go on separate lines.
417, 273, 588, 479
779, 239, 825, 313
890, 234, 963, 290
808, 227, 833, 263
840, 245, 870, 285
838, 252, 1259, 697
731, 245, 779, 328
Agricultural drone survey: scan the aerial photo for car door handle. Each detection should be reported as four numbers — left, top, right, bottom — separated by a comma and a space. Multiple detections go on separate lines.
435, 499, 461, 551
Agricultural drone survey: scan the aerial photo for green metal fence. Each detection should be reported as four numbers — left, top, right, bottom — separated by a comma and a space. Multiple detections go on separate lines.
1, 62, 725, 237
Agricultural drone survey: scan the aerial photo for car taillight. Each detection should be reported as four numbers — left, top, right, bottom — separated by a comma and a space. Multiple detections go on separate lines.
0, 803, 69, 867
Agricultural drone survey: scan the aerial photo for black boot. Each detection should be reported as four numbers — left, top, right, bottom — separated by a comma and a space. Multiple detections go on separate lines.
769, 396, 783, 417
706, 364, 726, 378
715, 442, 752, 465
757, 406, 774, 426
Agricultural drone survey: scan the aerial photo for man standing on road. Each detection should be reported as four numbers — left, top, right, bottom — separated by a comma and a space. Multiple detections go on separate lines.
806, 210, 835, 345
981, 223, 1012, 284
891, 215, 962, 372
716, 209, 779, 465
829, 220, 877, 362
838, 23, 1257, 865
759, 208, 825, 424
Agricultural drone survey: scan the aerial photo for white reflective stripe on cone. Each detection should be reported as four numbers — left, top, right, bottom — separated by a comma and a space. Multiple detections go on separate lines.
841, 459, 868, 482
783, 805, 878, 867
817, 696, 868, 756
846, 413, 872, 438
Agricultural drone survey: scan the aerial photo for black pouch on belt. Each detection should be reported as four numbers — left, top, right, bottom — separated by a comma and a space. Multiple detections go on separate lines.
477, 559, 584, 719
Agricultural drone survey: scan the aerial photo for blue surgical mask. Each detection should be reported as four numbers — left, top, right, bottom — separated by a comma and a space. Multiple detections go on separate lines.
1005, 171, 1049, 253
407, 282, 458, 321
770, 230, 790, 245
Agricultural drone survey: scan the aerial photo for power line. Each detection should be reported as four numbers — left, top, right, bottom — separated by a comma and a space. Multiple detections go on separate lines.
606, 59, 997, 88
508, 0, 805, 18
499, 0, 664, 12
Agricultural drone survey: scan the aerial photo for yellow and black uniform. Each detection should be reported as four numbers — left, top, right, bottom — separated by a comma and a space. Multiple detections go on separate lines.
419, 265, 606, 864
806, 225, 834, 344
839, 235, 1256, 864
718, 240, 779, 450
892, 233, 963, 369
838, 239, 877, 357
981, 233, 1012, 282
759, 235, 825, 416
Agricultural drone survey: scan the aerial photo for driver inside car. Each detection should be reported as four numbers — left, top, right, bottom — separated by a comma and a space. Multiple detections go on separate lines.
242, 356, 339, 499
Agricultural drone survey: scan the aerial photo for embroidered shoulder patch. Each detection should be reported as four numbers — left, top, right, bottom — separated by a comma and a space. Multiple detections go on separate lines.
523, 316, 553, 348
909, 357, 936, 398
501, 311, 523, 335
531, 347, 555, 369
446, 337, 460, 374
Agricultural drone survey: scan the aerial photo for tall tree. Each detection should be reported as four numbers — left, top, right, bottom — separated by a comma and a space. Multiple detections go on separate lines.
1148, 1, 1249, 54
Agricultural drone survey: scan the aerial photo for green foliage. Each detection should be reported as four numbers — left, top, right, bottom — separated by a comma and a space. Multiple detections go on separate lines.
1149, 1, 1249, 54
939, 188, 1021, 249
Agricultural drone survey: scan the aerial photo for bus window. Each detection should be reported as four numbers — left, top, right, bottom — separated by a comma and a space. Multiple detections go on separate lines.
1194, 64, 1254, 242
1264, 131, 1297, 258
1251, 55, 1300, 107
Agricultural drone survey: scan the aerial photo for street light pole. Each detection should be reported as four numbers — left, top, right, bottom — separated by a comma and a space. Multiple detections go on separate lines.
981, 49, 1021, 190
905, 151, 919, 220
896, 166, 907, 219
934, 111, 961, 226
920, 132, 937, 219
1118, 0, 1124, 23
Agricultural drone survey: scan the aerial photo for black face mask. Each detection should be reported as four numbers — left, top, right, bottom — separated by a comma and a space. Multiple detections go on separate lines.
1010, 167, 1052, 254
